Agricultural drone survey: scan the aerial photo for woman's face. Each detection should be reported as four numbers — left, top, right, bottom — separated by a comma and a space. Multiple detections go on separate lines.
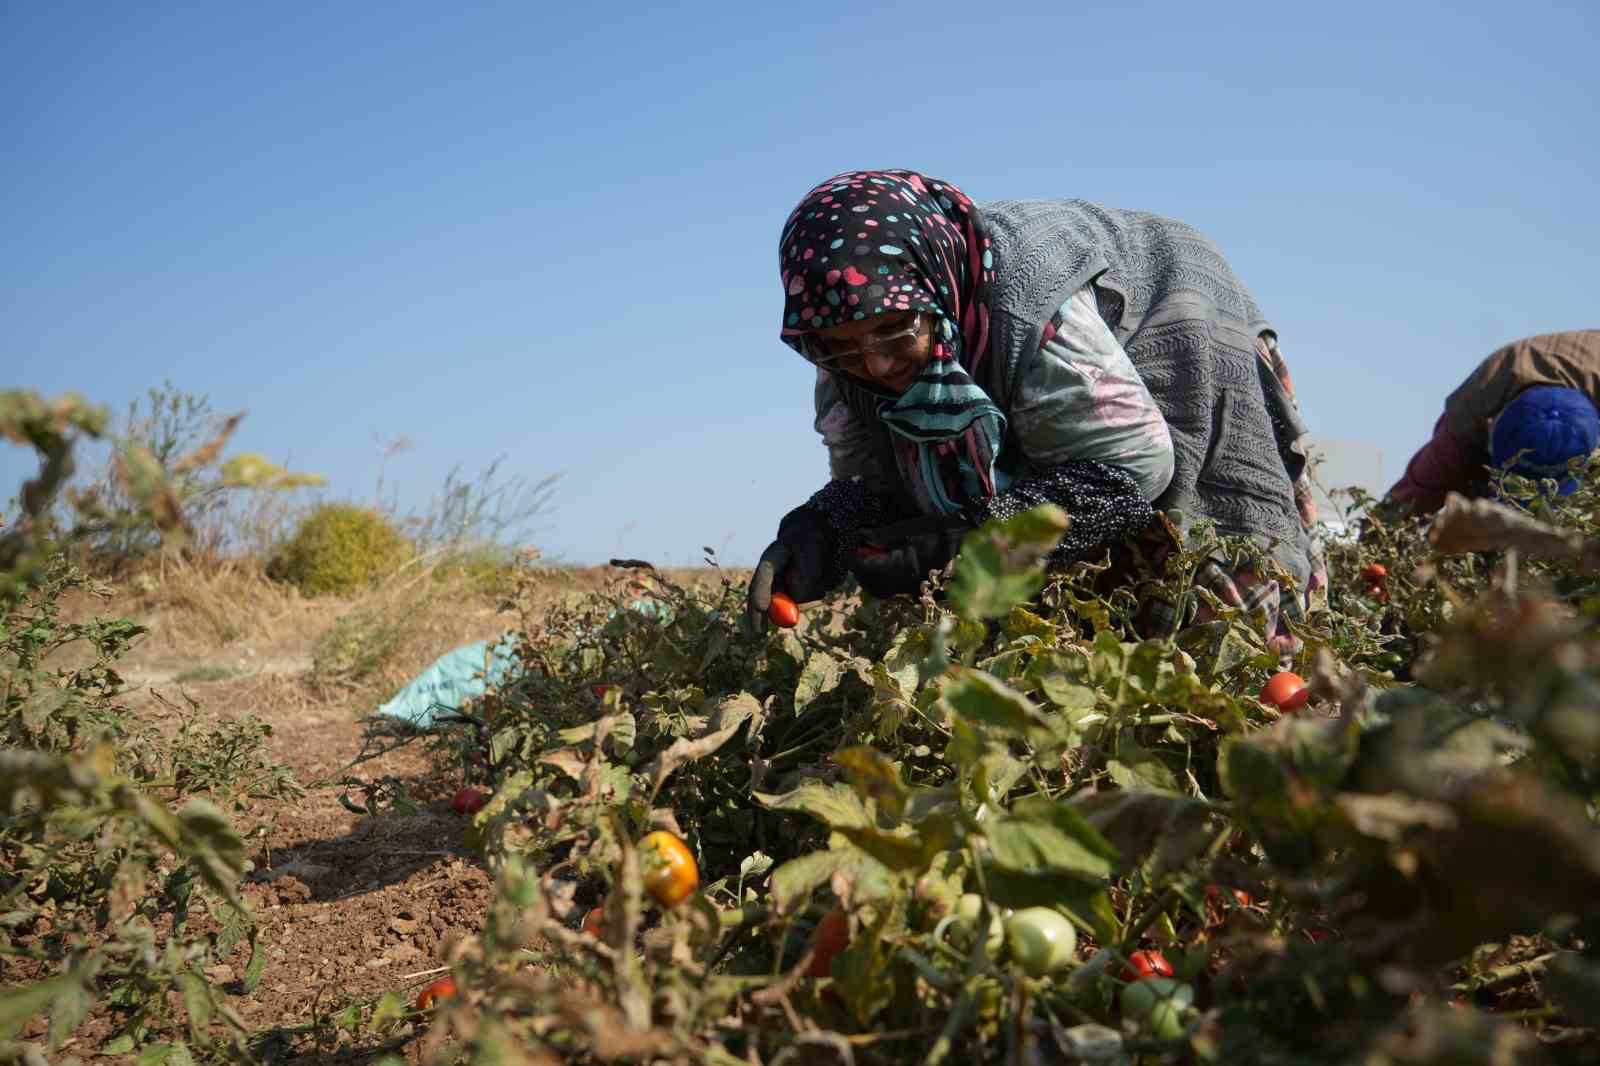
808, 312, 933, 394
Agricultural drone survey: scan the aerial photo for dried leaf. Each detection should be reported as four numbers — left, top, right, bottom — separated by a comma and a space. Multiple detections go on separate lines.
1429, 492, 1600, 570
648, 693, 763, 791
171, 412, 244, 475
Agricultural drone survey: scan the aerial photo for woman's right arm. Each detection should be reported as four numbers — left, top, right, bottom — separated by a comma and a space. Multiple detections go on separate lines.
747, 372, 904, 628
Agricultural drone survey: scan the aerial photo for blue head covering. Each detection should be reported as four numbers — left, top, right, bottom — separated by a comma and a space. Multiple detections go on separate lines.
1489, 385, 1599, 496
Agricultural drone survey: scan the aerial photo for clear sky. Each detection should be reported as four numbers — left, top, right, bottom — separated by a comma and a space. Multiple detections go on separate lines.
5, 1, 1596, 565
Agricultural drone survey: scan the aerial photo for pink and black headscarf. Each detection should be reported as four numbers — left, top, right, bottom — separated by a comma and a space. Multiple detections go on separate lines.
777, 170, 1007, 516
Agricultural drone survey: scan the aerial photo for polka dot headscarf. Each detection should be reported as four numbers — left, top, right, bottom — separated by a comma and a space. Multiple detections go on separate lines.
777, 170, 1007, 516
778, 169, 995, 375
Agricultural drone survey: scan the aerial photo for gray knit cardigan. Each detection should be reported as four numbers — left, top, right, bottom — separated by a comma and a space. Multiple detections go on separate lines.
975, 198, 1315, 590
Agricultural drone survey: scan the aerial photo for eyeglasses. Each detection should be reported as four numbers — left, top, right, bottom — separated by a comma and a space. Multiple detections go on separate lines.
809, 314, 924, 370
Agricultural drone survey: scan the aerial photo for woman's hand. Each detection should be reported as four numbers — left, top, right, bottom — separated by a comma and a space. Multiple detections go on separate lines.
746, 506, 837, 633
846, 515, 970, 599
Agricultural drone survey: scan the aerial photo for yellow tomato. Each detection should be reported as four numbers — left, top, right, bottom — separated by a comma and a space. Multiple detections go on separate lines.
639, 830, 699, 908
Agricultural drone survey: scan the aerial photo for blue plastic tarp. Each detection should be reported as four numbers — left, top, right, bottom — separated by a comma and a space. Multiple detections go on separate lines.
374, 600, 670, 730
374, 636, 519, 730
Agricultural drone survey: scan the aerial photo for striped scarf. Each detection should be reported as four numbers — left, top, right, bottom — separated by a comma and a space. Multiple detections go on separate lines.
778, 169, 1006, 516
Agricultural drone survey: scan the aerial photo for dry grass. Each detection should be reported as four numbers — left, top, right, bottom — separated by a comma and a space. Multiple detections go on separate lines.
60, 553, 735, 723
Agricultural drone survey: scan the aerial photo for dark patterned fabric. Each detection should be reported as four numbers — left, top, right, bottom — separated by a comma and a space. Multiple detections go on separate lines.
799, 478, 895, 591
976, 461, 1153, 563
778, 170, 1005, 516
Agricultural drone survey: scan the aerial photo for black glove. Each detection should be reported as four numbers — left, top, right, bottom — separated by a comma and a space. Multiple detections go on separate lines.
846, 515, 972, 599
746, 505, 839, 633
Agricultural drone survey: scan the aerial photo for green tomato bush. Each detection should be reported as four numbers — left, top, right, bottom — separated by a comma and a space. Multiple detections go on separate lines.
405, 475, 1600, 1065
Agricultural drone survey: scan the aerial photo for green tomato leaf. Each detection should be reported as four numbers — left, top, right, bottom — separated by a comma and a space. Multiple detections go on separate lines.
983, 807, 1116, 883
796, 652, 845, 709
755, 783, 872, 830
940, 668, 1053, 742
834, 746, 907, 819
947, 505, 1069, 621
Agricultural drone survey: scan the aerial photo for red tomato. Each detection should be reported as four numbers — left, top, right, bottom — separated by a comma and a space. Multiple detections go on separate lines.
1207, 884, 1252, 908
1121, 949, 1175, 982
1360, 563, 1388, 585
1366, 584, 1390, 604
768, 592, 800, 628
416, 976, 456, 1010
1260, 671, 1310, 712
592, 683, 611, 699
580, 906, 604, 937
450, 788, 488, 816
808, 908, 850, 979
639, 830, 699, 908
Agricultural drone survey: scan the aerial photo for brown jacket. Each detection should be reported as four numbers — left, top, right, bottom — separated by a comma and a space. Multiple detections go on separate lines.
1387, 330, 1600, 513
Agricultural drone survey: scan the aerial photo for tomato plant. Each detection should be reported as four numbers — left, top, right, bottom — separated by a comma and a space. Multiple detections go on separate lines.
423, 486, 1600, 1065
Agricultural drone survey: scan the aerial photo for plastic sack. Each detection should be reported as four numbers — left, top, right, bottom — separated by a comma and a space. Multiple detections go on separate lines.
373, 635, 518, 730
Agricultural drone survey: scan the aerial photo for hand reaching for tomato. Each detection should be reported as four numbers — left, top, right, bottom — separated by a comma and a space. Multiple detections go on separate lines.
746, 506, 837, 634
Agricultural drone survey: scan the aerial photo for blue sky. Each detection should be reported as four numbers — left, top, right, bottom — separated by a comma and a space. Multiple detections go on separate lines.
5, 1, 1596, 565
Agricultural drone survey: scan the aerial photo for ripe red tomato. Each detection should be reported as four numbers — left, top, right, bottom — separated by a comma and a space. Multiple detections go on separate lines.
1206, 884, 1252, 908
768, 592, 800, 628
1260, 671, 1309, 712
639, 830, 699, 908
592, 683, 611, 699
580, 906, 604, 937
450, 788, 488, 816
1360, 563, 1388, 585
808, 908, 850, 979
416, 976, 457, 1010
1121, 949, 1175, 982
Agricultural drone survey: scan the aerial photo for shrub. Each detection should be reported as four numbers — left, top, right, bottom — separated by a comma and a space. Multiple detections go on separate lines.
270, 503, 410, 596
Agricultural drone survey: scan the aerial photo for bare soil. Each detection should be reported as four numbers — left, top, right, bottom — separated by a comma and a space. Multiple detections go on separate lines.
48, 560, 728, 1062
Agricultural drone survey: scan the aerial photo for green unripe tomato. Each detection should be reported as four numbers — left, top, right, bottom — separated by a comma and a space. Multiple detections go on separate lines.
942, 893, 1005, 954
1004, 907, 1078, 977
1121, 977, 1194, 1040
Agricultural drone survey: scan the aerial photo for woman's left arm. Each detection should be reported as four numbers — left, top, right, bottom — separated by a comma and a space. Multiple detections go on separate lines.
975, 287, 1174, 559
1004, 287, 1176, 503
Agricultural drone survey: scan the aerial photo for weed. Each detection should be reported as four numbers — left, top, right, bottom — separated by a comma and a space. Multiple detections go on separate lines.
313, 609, 403, 682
